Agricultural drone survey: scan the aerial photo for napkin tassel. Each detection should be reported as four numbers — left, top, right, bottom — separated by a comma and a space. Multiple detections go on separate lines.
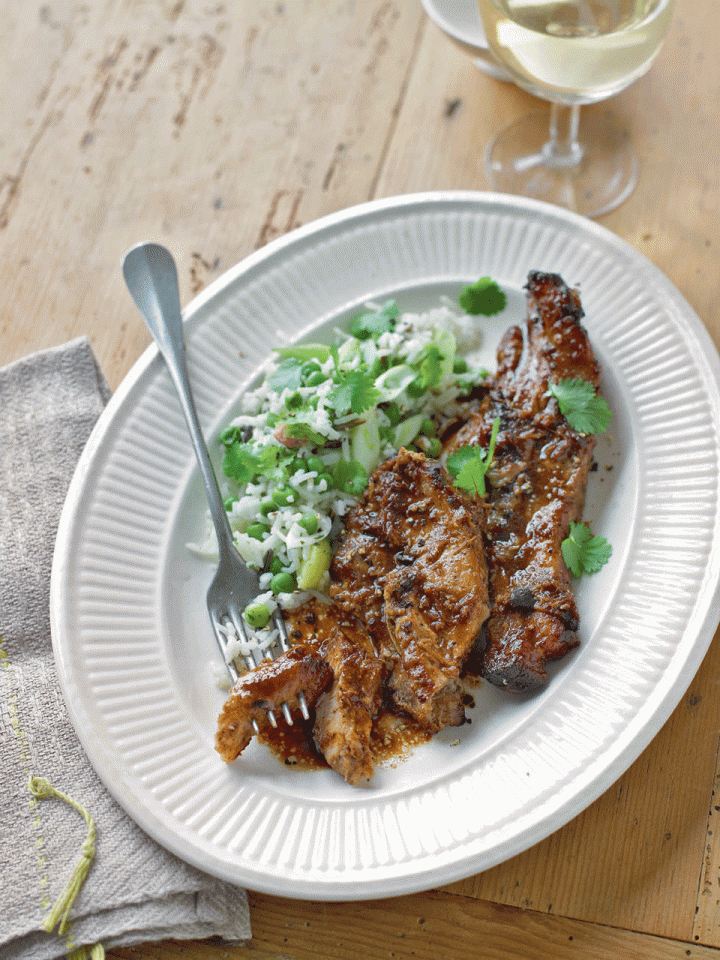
26, 775, 102, 954
68, 946, 105, 960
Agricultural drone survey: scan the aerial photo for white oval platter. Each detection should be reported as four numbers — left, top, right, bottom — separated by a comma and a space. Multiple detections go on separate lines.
51, 191, 720, 899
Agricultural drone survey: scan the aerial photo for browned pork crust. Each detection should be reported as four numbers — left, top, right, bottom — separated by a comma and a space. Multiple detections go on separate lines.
329, 449, 490, 731
312, 621, 386, 784
444, 271, 599, 693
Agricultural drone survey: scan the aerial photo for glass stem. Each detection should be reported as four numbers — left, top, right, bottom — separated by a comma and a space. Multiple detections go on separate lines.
542, 103, 584, 168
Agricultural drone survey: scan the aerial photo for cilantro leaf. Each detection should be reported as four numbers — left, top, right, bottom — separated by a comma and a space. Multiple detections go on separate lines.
547, 378, 612, 434
445, 444, 477, 476
446, 418, 499, 497
222, 441, 280, 485
267, 357, 304, 392
219, 424, 250, 445
282, 419, 327, 448
459, 277, 507, 316
561, 521, 612, 577
222, 442, 256, 485
449, 449, 491, 496
326, 370, 380, 416
350, 300, 399, 340
412, 344, 444, 391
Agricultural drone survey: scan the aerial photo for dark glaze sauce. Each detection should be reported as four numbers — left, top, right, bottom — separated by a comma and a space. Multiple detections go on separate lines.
258, 702, 436, 773
257, 604, 485, 774
258, 681, 480, 773
258, 715, 328, 771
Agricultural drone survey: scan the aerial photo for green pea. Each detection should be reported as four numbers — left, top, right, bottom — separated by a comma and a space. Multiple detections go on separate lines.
347, 474, 367, 495
420, 418, 437, 438
272, 485, 298, 506
298, 513, 319, 534
315, 472, 334, 489
306, 455, 326, 474
453, 357, 469, 374
290, 457, 308, 475
306, 371, 327, 387
426, 437, 442, 457
259, 499, 276, 516
246, 522, 268, 540
270, 571, 296, 595
244, 602, 270, 629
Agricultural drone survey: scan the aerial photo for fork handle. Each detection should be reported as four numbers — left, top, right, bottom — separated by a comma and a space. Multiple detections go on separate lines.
123, 243, 236, 558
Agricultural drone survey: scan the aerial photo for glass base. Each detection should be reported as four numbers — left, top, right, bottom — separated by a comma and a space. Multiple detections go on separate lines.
485, 109, 638, 218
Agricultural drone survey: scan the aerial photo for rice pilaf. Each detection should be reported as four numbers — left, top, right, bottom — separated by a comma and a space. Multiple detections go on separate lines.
189, 292, 494, 668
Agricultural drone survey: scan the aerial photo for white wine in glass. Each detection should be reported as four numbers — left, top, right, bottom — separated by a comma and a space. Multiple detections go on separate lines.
477, 0, 674, 216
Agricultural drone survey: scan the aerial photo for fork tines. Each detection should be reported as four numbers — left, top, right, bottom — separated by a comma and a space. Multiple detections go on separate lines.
213, 608, 310, 735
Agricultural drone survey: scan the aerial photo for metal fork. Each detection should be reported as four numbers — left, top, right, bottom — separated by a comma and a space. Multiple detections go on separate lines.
122, 242, 308, 729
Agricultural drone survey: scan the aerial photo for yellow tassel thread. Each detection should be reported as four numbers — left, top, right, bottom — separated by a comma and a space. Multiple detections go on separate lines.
67, 946, 105, 960
27, 776, 97, 937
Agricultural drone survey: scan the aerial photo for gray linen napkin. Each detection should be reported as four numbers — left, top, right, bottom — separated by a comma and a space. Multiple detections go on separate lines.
0, 338, 250, 959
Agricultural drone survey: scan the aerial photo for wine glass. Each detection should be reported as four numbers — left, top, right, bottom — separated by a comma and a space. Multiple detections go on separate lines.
476, 0, 674, 217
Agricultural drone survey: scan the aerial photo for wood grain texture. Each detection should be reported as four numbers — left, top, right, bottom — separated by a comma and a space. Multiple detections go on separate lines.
107, 890, 720, 960
3, 0, 720, 956
0, 0, 425, 388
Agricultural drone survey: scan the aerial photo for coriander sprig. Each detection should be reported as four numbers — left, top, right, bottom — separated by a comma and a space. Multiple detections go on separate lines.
546, 378, 612, 434
446, 417, 500, 497
561, 521, 612, 577
459, 277, 507, 316
326, 370, 380, 416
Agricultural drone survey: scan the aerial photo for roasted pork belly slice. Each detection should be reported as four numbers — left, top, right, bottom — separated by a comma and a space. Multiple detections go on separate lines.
329, 530, 396, 663
482, 610, 578, 692
445, 271, 597, 693
313, 621, 386, 785
215, 644, 332, 762
384, 567, 465, 731
286, 598, 387, 783
330, 449, 489, 732
499, 270, 600, 414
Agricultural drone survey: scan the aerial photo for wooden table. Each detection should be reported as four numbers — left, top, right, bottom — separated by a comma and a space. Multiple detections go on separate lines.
2, 0, 719, 956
